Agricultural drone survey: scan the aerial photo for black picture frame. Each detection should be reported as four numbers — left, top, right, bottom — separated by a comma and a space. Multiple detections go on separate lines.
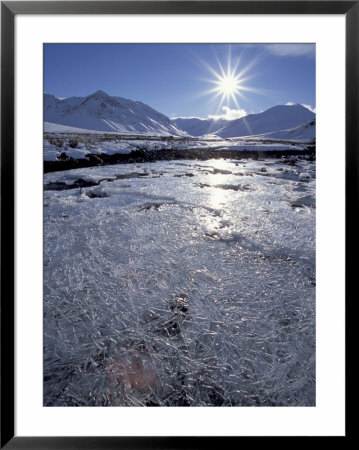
1, 1, 355, 447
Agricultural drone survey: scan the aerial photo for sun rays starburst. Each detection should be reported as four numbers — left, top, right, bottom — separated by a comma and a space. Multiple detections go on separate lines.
213, 72, 243, 103
196, 46, 264, 114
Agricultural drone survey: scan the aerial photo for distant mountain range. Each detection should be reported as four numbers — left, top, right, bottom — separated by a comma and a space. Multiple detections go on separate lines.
44, 90, 315, 141
171, 117, 229, 137
172, 104, 315, 139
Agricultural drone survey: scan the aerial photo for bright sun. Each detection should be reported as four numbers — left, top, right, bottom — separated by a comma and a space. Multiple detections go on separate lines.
217, 74, 241, 97
210, 68, 244, 109
198, 46, 259, 113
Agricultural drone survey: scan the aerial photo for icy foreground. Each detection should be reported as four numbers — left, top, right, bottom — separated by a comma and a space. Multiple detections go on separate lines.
44, 157, 315, 406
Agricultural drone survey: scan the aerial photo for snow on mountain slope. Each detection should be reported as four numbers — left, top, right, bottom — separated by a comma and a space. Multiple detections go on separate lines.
173, 104, 315, 138
44, 91, 187, 136
172, 117, 229, 137
216, 104, 315, 138
44, 122, 99, 134
249, 119, 316, 142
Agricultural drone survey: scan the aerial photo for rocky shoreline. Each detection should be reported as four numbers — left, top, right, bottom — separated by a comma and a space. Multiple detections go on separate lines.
44, 145, 315, 173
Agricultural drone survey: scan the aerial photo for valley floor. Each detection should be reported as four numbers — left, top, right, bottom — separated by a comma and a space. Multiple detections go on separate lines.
44, 157, 315, 406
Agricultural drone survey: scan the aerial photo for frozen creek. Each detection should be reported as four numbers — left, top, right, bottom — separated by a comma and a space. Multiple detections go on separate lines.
44, 157, 315, 406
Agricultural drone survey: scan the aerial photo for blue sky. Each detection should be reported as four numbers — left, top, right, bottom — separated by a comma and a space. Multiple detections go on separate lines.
44, 43, 315, 119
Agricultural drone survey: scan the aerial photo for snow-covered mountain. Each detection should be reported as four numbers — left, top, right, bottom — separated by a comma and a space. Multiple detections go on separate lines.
45, 91, 315, 141
250, 119, 316, 142
171, 117, 229, 137
172, 104, 315, 139
44, 90, 187, 136
217, 104, 315, 138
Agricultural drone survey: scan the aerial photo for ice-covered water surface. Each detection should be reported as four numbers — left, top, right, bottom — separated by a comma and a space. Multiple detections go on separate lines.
44, 157, 315, 406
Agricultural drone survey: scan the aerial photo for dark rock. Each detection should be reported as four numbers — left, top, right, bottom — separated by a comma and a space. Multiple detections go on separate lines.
85, 190, 108, 199
290, 195, 315, 208
59, 152, 69, 160
170, 295, 189, 315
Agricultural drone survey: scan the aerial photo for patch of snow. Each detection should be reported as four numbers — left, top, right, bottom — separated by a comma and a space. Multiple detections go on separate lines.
44, 122, 97, 133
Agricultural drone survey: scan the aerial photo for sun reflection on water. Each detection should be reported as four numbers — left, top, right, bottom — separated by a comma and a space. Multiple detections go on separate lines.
198, 160, 236, 234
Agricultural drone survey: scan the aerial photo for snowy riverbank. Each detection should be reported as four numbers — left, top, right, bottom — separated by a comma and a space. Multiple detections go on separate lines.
44, 132, 315, 172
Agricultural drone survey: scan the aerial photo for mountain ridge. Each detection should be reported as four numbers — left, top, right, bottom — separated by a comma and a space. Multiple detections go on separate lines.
172, 104, 315, 138
44, 90, 186, 136
45, 91, 315, 139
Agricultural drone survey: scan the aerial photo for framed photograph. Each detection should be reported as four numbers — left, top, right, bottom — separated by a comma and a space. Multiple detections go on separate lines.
1, 1, 354, 447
